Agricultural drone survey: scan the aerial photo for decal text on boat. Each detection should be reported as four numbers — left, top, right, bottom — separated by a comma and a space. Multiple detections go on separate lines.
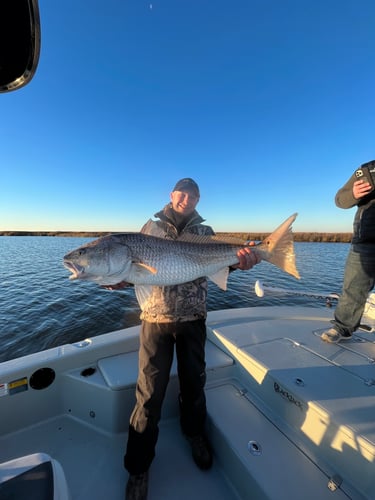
274, 382, 303, 411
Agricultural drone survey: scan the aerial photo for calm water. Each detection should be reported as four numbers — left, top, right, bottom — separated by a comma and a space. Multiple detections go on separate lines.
0, 237, 349, 362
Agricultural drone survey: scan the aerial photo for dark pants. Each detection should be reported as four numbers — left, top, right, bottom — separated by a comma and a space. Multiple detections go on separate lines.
124, 319, 207, 475
333, 246, 375, 334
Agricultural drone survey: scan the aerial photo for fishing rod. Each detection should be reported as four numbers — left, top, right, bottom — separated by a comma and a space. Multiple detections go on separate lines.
254, 280, 375, 332
254, 280, 340, 302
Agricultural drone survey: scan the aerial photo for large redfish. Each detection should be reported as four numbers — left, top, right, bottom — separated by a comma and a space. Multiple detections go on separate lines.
63, 213, 300, 290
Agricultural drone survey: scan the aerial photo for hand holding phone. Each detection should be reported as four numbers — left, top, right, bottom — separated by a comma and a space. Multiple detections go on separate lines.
354, 167, 374, 197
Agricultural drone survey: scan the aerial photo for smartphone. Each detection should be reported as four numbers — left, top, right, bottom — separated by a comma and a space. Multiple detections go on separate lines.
355, 166, 375, 191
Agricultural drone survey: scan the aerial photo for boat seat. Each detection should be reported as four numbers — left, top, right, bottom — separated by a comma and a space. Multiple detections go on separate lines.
0, 452, 70, 500
98, 340, 233, 390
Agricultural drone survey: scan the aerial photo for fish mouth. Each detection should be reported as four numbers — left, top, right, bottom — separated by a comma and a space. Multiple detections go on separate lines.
63, 261, 84, 280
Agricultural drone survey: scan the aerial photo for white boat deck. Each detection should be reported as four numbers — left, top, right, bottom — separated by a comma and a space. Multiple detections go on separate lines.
1, 306, 374, 499
0, 415, 239, 500
207, 306, 375, 500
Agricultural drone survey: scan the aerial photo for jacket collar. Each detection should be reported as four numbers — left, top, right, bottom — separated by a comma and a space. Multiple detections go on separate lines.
155, 203, 205, 230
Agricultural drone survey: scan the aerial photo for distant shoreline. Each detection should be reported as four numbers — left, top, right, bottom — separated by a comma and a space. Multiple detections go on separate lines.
0, 231, 353, 243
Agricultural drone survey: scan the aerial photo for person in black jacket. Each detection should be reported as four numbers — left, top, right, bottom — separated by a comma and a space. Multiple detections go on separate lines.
321, 160, 375, 343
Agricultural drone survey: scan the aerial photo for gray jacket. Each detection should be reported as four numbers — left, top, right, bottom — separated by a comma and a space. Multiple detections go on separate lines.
138, 204, 215, 323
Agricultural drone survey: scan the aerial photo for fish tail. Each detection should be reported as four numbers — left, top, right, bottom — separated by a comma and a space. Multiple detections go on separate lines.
257, 213, 300, 279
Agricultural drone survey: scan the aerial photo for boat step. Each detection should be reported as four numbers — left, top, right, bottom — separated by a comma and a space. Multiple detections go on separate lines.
97, 340, 233, 391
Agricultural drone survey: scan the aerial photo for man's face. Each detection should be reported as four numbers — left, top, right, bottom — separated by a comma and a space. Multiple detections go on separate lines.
170, 190, 200, 216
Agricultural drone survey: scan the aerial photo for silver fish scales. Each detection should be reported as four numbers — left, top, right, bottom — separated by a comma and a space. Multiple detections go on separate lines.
63, 213, 300, 290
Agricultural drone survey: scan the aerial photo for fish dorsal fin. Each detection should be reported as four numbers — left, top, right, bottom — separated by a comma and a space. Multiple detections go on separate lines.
208, 267, 230, 290
178, 233, 245, 245
177, 233, 215, 244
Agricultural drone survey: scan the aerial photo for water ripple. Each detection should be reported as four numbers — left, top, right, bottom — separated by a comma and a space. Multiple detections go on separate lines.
0, 238, 349, 362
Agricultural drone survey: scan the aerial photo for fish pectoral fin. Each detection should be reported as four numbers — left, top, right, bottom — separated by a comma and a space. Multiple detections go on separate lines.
133, 262, 158, 275
208, 267, 230, 291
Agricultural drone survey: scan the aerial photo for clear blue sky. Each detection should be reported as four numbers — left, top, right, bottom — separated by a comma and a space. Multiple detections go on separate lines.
1, 0, 374, 233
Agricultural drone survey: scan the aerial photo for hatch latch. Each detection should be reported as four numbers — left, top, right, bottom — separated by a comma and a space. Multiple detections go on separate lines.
327, 474, 342, 492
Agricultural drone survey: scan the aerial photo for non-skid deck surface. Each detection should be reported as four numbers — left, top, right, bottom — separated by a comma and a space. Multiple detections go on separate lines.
207, 306, 375, 499
0, 415, 238, 500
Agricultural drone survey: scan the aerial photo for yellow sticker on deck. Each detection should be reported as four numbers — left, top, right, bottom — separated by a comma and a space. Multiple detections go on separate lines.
8, 377, 28, 395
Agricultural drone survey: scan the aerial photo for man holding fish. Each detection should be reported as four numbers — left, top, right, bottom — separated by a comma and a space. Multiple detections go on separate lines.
64, 178, 300, 500
122, 178, 259, 500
